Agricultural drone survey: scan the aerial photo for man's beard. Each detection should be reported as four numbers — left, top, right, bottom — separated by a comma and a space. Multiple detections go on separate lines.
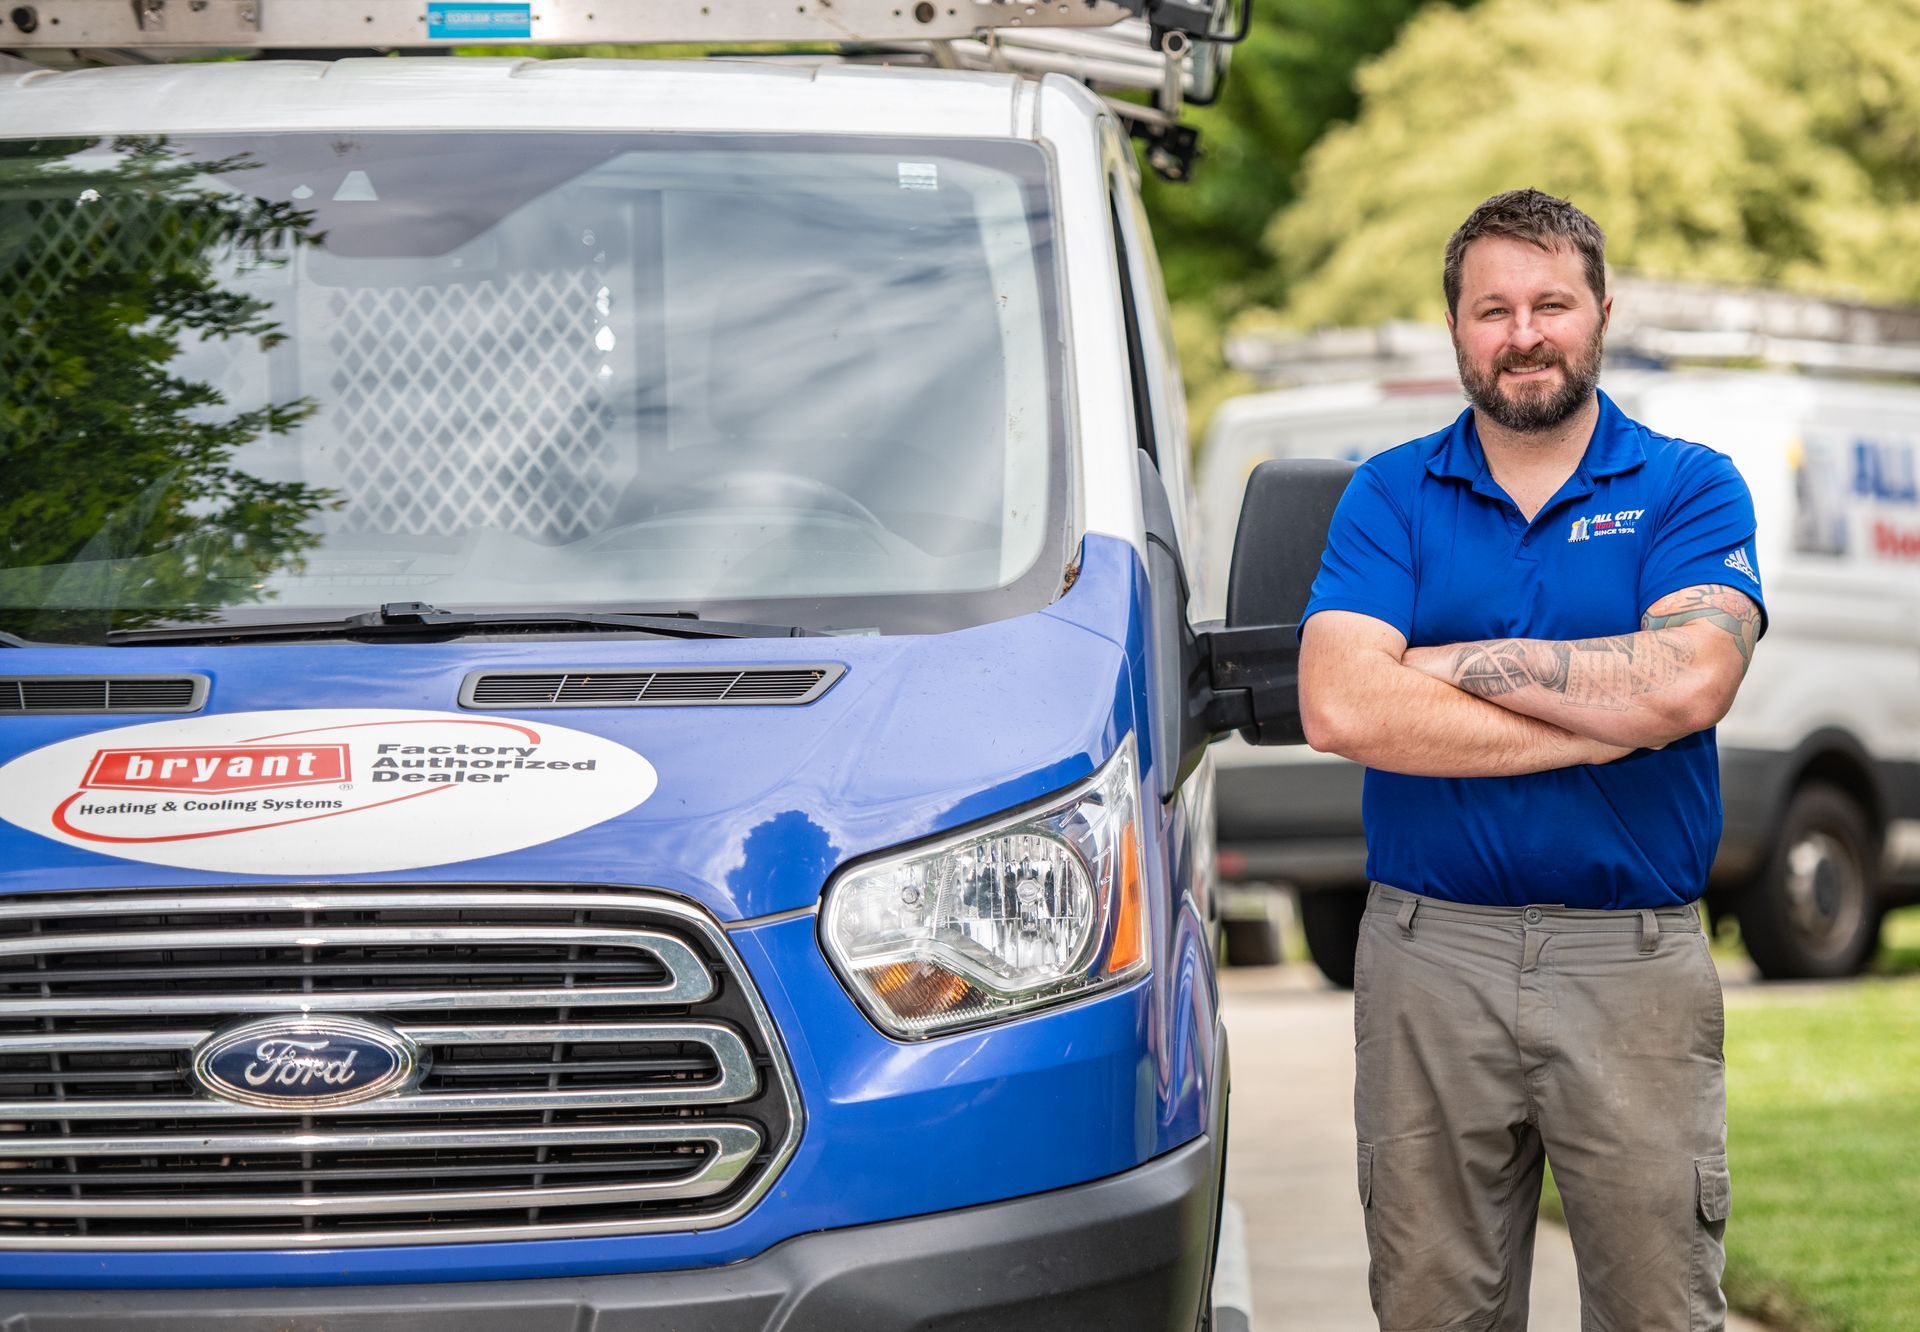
1455, 324, 1604, 433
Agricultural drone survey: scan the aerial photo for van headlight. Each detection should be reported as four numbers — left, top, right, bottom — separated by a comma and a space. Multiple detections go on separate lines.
822, 735, 1148, 1039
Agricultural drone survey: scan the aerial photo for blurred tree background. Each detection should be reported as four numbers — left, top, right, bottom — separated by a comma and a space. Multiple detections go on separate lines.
1137, 0, 1476, 431
1157, 0, 1920, 437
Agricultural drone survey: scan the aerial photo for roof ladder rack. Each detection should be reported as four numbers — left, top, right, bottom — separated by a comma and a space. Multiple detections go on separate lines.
1, 0, 1248, 181
861, 0, 1247, 180
1226, 277, 1920, 385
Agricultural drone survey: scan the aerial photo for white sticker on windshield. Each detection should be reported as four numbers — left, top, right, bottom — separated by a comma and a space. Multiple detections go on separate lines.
898, 162, 939, 191
332, 170, 379, 203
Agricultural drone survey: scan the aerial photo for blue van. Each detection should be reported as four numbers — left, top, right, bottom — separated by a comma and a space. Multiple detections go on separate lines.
0, 10, 1321, 1327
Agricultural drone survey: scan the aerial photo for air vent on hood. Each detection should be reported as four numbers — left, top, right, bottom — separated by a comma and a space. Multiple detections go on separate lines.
461, 665, 843, 709
0, 675, 208, 715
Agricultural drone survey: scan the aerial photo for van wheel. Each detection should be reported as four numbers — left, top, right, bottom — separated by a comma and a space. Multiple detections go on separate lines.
1222, 916, 1282, 968
1298, 888, 1366, 989
1739, 782, 1882, 980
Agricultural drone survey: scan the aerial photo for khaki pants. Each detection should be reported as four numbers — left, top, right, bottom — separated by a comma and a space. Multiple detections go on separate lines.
1354, 883, 1730, 1332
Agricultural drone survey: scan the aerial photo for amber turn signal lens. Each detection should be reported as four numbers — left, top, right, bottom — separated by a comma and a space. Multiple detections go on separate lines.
870, 960, 976, 1020
1105, 821, 1145, 974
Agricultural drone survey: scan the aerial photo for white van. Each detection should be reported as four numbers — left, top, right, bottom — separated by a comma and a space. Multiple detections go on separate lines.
1199, 364, 1920, 983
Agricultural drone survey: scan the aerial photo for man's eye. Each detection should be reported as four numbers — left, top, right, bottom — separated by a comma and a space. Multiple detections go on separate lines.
1481, 308, 1507, 318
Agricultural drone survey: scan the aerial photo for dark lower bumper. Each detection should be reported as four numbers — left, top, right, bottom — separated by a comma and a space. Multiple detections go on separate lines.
1215, 759, 1367, 885
4, 1133, 1223, 1332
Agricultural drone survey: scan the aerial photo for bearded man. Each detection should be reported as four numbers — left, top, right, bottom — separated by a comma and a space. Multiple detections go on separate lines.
1298, 189, 1764, 1331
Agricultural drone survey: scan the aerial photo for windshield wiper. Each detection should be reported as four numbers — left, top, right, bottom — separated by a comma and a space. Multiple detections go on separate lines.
105, 602, 820, 645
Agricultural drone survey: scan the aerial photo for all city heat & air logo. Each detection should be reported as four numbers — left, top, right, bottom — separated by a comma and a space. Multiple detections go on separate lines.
1568, 508, 1645, 542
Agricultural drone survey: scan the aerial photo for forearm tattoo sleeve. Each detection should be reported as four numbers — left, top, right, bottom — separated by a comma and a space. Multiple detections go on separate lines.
1446, 585, 1759, 712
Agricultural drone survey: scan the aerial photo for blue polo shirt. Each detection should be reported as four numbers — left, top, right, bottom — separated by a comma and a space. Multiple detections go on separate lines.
1301, 390, 1766, 908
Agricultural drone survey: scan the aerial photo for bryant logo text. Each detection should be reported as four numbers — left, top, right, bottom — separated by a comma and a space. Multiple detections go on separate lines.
81, 744, 350, 794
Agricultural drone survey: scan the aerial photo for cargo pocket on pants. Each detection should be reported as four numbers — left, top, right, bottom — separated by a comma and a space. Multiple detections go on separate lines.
1357, 1143, 1380, 1312
1691, 1154, 1731, 1330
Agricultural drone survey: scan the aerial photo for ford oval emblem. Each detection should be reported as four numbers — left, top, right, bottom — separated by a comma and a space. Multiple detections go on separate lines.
191, 1015, 424, 1110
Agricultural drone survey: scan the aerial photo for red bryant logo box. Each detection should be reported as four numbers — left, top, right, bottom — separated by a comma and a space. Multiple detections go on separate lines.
81, 744, 351, 795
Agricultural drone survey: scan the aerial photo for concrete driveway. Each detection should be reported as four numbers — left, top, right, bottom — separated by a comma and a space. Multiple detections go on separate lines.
1219, 962, 1771, 1331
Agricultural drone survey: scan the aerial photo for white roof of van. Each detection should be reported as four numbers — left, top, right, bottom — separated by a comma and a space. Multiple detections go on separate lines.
1204, 379, 1461, 436
0, 56, 1047, 140
1205, 364, 1920, 442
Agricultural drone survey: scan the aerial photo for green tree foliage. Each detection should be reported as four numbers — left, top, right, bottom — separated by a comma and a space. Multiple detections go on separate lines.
1140, 0, 1474, 313
1266, 0, 1920, 328
1133, 1, 1475, 440
0, 138, 335, 633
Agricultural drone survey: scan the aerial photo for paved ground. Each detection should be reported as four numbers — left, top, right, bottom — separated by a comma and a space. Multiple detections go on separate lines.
1218, 959, 1772, 1331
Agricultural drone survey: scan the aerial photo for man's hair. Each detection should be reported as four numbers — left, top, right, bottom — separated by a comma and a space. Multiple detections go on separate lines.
1443, 189, 1606, 316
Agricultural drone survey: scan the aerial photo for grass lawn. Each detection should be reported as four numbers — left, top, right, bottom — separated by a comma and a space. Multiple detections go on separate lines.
1869, 902, 1920, 977
1719, 970, 1920, 1329
1548, 906, 1920, 1330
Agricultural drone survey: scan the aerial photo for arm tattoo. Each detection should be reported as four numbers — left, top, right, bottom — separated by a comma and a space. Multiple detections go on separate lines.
1642, 584, 1762, 667
1450, 642, 1538, 698
1449, 632, 1694, 711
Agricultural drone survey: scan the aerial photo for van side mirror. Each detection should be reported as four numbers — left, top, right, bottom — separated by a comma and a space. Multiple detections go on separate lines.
1194, 458, 1356, 744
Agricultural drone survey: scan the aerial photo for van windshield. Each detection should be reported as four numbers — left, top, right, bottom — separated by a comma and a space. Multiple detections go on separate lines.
0, 132, 1066, 642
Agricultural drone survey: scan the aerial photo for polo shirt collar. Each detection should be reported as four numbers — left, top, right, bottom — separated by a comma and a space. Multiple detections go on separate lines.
1425, 389, 1647, 491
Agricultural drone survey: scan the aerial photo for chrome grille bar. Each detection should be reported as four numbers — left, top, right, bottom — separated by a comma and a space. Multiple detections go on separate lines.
0, 1031, 203, 1053
2, 1021, 758, 1118
0, 988, 689, 1017
0, 1022, 741, 1053
0, 1122, 747, 1158
2, 1091, 740, 1118
1, 1125, 762, 1215
0, 924, 712, 1003
0, 888, 706, 920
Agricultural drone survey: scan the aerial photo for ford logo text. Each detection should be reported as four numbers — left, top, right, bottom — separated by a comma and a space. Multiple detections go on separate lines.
244, 1038, 362, 1088
192, 1016, 424, 1110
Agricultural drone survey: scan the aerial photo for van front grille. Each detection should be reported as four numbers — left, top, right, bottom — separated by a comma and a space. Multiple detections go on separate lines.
0, 887, 799, 1249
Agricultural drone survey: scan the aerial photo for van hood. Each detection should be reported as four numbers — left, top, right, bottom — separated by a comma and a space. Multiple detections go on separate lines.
0, 536, 1144, 921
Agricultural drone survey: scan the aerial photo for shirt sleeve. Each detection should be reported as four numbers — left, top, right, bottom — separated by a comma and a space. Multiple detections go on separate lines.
1299, 460, 1417, 642
1639, 448, 1768, 635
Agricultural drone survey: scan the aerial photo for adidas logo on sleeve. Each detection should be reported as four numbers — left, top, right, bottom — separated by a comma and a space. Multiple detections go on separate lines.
1723, 546, 1757, 581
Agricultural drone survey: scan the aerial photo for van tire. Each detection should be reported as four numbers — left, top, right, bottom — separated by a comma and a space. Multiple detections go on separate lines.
1739, 782, 1882, 980
1222, 916, 1282, 968
1298, 887, 1366, 989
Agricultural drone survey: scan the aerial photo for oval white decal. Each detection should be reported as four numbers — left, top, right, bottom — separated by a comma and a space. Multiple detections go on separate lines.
0, 709, 657, 874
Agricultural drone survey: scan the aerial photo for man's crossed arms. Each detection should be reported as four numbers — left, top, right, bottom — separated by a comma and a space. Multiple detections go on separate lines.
1299, 584, 1763, 778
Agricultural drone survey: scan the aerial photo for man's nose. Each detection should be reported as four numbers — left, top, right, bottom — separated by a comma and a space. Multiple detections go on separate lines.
1507, 317, 1545, 353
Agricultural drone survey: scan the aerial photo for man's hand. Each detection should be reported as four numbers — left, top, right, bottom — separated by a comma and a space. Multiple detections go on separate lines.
1400, 584, 1761, 749
1300, 611, 1636, 777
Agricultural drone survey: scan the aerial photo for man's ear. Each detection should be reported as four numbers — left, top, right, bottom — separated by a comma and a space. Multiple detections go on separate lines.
1600, 294, 1612, 335
1445, 308, 1456, 334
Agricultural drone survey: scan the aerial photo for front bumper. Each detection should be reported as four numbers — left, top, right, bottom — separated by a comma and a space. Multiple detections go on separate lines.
2, 1129, 1223, 1332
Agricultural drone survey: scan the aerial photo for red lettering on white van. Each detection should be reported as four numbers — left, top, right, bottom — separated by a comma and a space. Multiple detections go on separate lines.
1872, 521, 1920, 561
